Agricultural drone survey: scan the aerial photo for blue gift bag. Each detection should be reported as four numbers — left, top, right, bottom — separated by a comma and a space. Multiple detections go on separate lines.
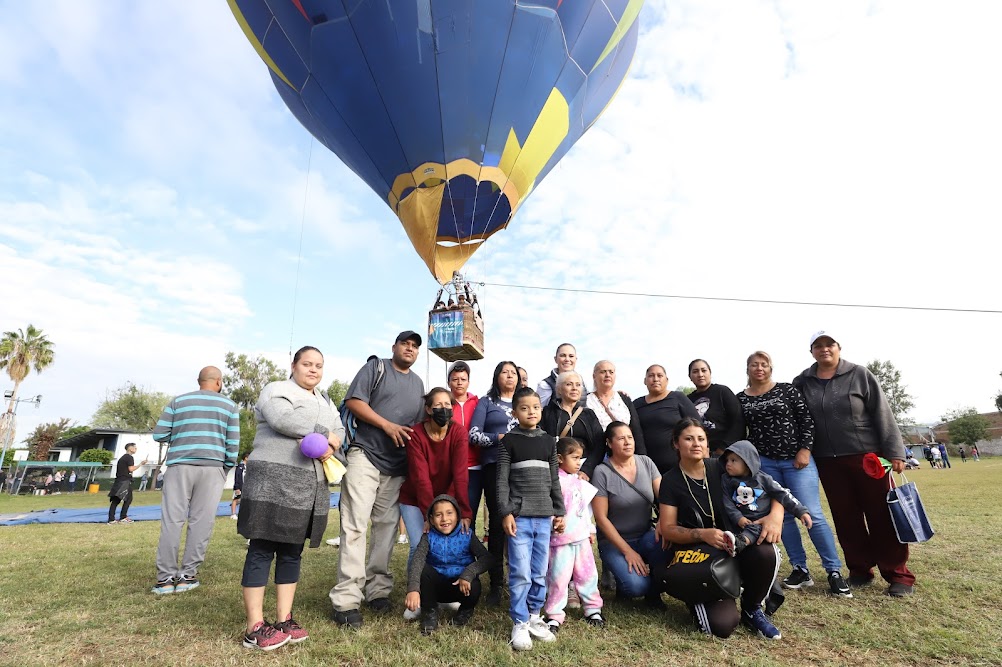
887, 473, 934, 543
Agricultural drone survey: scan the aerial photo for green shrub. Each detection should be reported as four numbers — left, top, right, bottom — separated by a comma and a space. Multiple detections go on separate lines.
79, 448, 114, 465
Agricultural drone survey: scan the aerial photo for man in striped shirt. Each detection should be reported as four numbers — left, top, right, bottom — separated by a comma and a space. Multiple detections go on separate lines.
151, 366, 240, 595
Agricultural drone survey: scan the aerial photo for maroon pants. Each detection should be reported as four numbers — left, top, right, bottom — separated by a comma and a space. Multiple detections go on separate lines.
816, 455, 915, 586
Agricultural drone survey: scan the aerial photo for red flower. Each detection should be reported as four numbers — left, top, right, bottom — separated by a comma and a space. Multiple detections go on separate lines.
863, 452, 891, 479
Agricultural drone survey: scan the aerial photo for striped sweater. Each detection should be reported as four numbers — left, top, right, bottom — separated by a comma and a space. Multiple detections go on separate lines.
496, 427, 565, 519
153, 389, 240, 467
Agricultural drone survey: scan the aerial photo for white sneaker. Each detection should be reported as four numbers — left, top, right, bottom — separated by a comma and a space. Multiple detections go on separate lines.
397, 534, 409, 544
403, 607, 421, 621
439, 601, 461, 612
527, 615, 556, 642
326, 537, 340, 547
230, 514, 238, 521
510, 622, 532, 651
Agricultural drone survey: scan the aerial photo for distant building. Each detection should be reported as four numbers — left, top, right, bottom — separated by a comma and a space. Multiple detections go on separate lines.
931, 412, 1002, 456
52, 429, 158, 478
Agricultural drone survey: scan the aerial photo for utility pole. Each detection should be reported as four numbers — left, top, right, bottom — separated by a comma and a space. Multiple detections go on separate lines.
0, 391, 42, 479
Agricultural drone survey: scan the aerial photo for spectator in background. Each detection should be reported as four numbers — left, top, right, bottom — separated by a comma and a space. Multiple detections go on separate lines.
958, 446, 967, 463
108, 443, 147, 525
971, 445, 980, 461
68, 470, 77, 492
937, 443, 951, 469
231, 454, 247, 519
139, 471, 149, 492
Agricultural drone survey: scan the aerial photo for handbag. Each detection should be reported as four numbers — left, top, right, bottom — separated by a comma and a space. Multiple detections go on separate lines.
655, 458, 740, 604
886, 472, 934, 543
656, 542, 741, 604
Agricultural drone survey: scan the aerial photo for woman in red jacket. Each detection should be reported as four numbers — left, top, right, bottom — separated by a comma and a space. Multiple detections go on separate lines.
399, 386, 472, 619
447, 362, 482, 532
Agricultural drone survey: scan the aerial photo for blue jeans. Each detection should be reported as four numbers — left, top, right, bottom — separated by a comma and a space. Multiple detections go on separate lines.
467, 468, 484, 529
758, 455, 842, 573
399, 503, 425, 573
598, 529, 667, 598
507, 516, 551, 623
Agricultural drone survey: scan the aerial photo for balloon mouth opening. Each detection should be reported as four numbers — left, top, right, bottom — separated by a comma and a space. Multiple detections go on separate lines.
436, 238, 486, 248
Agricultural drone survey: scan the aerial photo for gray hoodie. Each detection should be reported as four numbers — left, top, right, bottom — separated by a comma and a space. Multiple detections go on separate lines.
720, 440, 808, 526
793, 359, 905, 461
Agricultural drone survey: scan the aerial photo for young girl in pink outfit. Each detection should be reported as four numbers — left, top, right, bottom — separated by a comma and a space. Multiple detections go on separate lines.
544, 438, 605, 632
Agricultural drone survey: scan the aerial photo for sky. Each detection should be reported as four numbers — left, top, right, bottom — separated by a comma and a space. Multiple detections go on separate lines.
2, 0, 1001, 448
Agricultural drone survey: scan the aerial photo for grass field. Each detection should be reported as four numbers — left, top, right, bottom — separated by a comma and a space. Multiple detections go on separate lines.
1, 460, 999, 667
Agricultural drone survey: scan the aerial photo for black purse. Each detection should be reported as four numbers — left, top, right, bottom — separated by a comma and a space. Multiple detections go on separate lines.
655, 460, 740, 604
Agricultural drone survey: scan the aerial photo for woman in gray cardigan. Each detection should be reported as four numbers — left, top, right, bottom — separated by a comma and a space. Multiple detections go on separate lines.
238, 346, 345, 650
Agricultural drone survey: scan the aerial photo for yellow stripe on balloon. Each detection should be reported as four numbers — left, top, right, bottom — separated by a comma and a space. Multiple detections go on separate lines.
591, 0, 644, 73
498, 87, 570, 202
226, 0, 297, 90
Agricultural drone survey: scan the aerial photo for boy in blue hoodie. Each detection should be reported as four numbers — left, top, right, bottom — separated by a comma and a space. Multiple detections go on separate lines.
405, 494, 497, 636
720, 440, 812, 554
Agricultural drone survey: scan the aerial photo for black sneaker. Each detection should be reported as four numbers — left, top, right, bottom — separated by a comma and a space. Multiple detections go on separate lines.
585, 612, 606, 628
827, 571, 853, 598
782, 566, 814, 589
452, 607, 475, 627
848, 574, 875, 588
887, 582, 914, 598
485, 586, 503, 607
367, 597, 391, 613
332, 608, 363, 629
420, 609, 439, 636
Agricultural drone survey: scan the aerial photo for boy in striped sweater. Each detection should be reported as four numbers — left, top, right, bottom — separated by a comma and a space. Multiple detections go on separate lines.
498, 387, 565, 651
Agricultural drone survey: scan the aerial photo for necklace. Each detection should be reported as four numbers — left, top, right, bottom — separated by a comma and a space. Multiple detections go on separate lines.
682, 464, 715, 526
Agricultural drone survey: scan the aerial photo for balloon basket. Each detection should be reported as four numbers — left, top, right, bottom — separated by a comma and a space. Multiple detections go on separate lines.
427, 273, 484, 362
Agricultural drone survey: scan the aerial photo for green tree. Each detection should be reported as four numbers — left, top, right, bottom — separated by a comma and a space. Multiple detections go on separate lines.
238, 409, 257, 460
866, 360, 915, 431
0, 324, 55, 412
79, 448, 114, 465
994, 371, 1002, 413
92, 383, 172, 432
942, 407, 990, 447
675, 385, 695, 396
224, 352, 286, 410
327, 379, 349, 407
24, 418, 73, 461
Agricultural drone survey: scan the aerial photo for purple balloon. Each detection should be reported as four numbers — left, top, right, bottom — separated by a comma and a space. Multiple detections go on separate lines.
300, 432, 329, 459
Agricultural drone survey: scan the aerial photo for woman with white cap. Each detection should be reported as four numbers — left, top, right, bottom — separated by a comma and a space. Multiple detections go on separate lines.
793, 331, 914, 598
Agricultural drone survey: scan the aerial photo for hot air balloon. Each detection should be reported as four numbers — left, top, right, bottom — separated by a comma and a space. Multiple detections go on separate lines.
228, 0, 643, 285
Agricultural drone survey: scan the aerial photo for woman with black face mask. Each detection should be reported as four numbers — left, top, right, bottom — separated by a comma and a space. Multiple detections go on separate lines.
398, 387, 473, 620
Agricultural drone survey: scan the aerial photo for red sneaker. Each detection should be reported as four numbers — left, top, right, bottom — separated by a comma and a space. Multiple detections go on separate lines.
273, 614, 309, 643
242, 621, 290, 651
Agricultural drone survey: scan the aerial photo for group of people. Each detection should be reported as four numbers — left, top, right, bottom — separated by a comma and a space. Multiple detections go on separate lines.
141, 327, 917, 652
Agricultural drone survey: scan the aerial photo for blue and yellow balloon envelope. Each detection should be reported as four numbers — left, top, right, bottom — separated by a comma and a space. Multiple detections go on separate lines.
230, 0, 643, 283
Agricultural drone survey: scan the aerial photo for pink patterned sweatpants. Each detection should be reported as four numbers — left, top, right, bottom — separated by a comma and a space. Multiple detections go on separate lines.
544, 539, 603, 623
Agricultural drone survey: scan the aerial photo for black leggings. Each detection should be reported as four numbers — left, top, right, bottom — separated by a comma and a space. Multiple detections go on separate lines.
420, 565, 482, 610
242, 539, 306, 587
480, 462, 506, 588
108, 490, 133, 522
690, 544, 779, 638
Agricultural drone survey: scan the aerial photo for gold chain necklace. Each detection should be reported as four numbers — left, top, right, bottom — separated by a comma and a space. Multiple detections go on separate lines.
682, 463, 715, 526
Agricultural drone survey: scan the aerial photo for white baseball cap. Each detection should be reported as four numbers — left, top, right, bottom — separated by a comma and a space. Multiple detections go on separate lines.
809, 330, 839, 348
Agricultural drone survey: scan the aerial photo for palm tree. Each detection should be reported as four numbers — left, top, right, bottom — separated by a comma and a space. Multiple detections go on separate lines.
1, 324, 55, 413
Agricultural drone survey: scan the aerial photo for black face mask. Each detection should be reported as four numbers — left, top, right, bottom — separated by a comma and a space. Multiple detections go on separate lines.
430, 407, 453, 426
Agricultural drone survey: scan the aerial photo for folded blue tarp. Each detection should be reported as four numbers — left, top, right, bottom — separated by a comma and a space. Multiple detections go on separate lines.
0, 492, 341, 526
